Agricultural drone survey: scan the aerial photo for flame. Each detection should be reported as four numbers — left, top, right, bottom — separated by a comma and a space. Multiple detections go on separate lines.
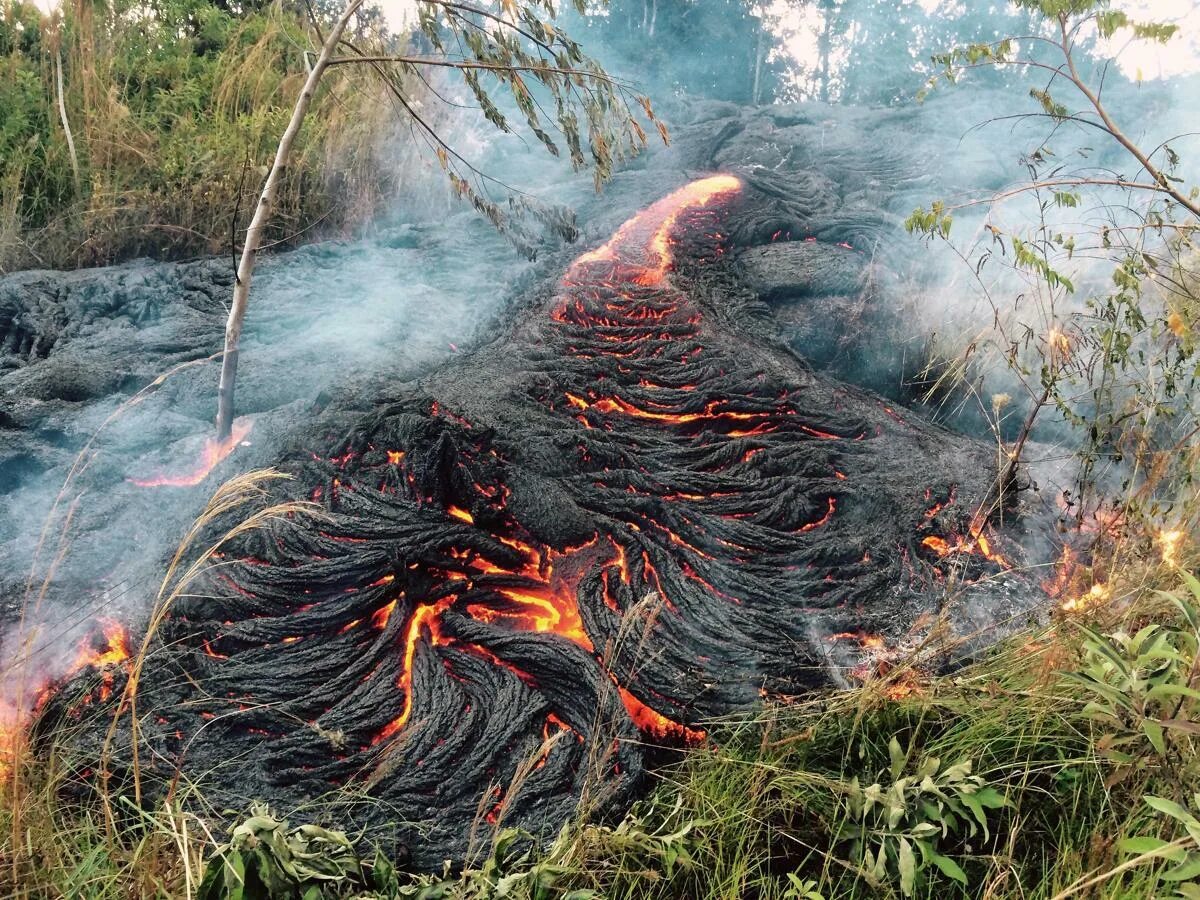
1044, 545, 1111, 612
829, 631, 923, 697
130, 418, 253, 488
1061, 582, 1110, 613
1047, 328, 1071, 359
920, 514, 1009, 568
72, 619, 132, 672
1158, 528, 1186, 566
1, 618, 132, 781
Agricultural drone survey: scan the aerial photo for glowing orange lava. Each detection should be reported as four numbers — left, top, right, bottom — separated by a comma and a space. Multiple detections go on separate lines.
370, 178, 750, 749
130, 418, 253, 488
569, 175, 741, 287
0, 618, 132, 781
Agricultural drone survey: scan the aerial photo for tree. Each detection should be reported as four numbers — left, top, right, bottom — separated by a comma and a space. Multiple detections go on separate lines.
214, 0, 665, 440
905, 0, 1199, 523
574, 0, 784, 104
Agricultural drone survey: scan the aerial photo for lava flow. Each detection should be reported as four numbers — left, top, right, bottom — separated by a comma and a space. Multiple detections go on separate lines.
129, 418, 253, 488
53, 173, 1035, 869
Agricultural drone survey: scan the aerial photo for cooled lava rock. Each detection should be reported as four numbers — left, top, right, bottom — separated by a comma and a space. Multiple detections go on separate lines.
39, 174, 1044, 869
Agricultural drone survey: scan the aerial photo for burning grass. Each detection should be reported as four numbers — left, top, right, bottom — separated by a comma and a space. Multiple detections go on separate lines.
3, 156, 1197, 894
2, 554, 1198, 898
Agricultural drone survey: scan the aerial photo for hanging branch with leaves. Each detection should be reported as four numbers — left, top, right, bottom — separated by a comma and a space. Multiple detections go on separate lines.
905, 0, 1198, 514
215, 0, 667, 440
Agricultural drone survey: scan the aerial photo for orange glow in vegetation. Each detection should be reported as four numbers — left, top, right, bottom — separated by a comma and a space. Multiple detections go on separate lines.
1061, 582, 1111, 613
130, 419, 253, 488
920, 513, 1010, 569
1158, 528, 1186, 566
883, 671, 923, 701
2, 619, 133, 781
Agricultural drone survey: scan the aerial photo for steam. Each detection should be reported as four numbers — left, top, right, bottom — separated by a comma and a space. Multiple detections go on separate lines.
5, 0, 1200, 761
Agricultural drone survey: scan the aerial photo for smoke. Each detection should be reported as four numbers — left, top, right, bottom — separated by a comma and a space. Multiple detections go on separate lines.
0, 174, 543, 731
4, 0, 1199, 765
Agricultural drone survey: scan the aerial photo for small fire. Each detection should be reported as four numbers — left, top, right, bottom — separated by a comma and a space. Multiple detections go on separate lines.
1061, 582, 1110, 613
1043, 542, 1116, 614
883, 671, 923, 701
829, 631, 924, 699
72, 619, 132, 674
0, 618, 132, 781
920, 515, 1009, 568
1158, 528, 1186, 567
1047, 328, 1072, 367
129, 418, 253, 488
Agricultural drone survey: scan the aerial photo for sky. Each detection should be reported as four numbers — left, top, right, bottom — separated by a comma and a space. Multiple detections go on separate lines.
756, 0, 1200, 91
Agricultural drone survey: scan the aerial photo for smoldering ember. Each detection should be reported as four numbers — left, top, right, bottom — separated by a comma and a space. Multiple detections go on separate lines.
1, 103, 1060, 866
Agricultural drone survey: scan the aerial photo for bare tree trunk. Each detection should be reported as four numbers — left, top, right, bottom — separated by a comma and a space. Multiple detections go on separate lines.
215, 0, 364, 440
815, 0, 837, 103
55, 45, 81, 198
752, 24, 763, 106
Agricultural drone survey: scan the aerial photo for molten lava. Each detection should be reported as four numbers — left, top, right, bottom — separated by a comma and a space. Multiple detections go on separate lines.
52, 171, 1036, 870
571, 175, 741, 286
0, 618, 131, 781
129, 418, 253, 488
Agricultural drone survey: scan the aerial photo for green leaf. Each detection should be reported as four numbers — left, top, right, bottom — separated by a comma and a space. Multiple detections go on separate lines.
225, 851, 247, 900
1143, 719, 1168, 755
1147, 797, 1200, 828
923, 846, 967, 886
1162, 854, 1200, 882
973, 787, 1006, 809
889, 735, 906, 781
898, 836, 916, 897
1118, 836, 1182, 857
961, 794, 989, 840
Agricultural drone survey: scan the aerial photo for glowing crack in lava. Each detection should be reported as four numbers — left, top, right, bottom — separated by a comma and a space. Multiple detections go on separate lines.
129, 418, 253, 488
54, 174, 1033, 869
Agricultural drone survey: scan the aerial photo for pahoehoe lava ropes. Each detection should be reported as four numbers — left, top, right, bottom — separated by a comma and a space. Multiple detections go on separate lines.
42, 175, 1044, 868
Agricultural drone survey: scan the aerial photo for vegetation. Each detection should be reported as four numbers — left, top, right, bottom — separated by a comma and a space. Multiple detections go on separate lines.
905, 0, 1200, 534
0, 0, 415, 272
210, 0, 665, 440
3, 564, 1198, 898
